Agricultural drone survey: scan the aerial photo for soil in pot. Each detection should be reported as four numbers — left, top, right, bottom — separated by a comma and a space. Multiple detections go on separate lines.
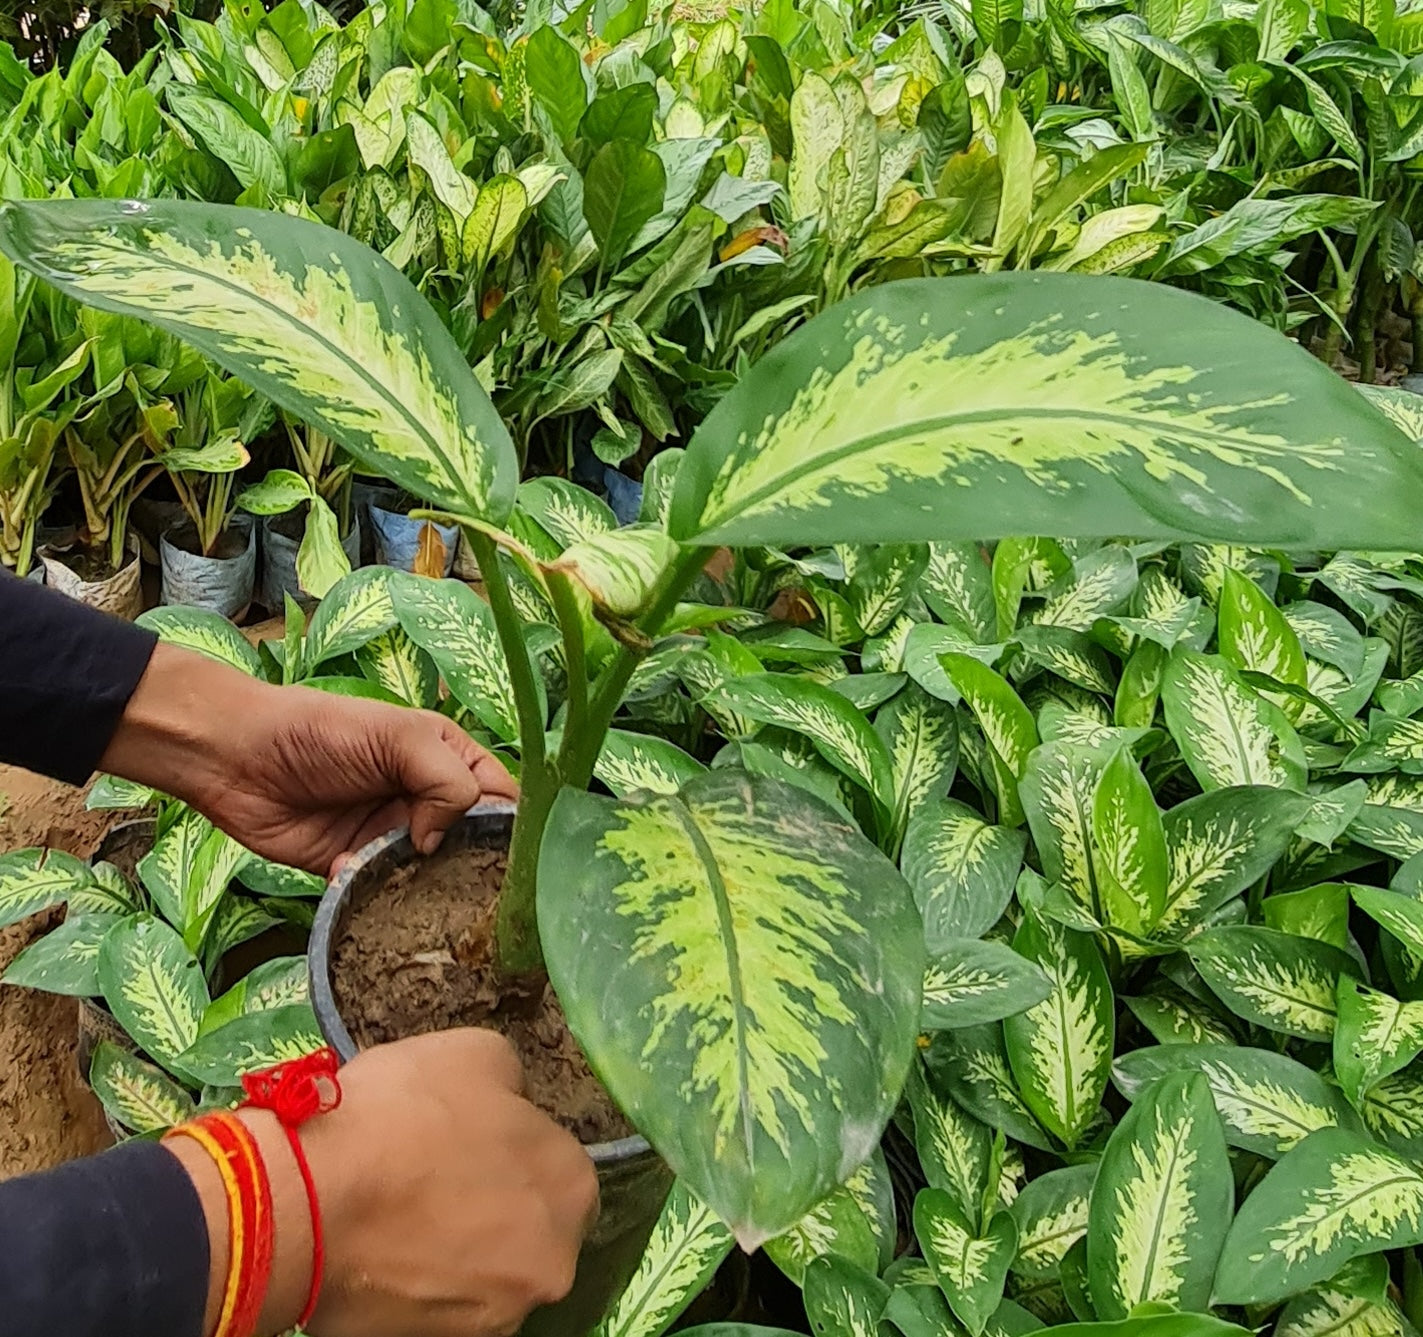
48, 545, 125, 583
164, 521, 250, 561
331, 845, 632, 1145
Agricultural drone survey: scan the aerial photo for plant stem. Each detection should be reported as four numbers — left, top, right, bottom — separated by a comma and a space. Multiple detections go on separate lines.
495, 758, 560, 976
545, 569, 588, 740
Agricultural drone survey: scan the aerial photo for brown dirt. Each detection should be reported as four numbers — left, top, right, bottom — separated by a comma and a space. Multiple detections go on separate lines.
0, 766, 118, 1179
332, 845, 632, 1146
41, 544, 126, 584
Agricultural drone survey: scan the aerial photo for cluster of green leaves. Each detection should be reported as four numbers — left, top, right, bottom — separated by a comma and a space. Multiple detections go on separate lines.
12, 0, 1423, 586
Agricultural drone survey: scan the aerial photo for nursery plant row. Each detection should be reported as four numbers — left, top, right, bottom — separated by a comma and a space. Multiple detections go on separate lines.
14, 2, 1423, 1337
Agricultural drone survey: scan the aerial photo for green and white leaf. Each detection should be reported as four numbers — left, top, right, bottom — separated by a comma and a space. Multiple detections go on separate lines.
665, 274, 1423, 550
925, 542, 996, 641
303, 565, 399, 665
594, 1181, 733, 1337
177, 1003, 324, 1086
1091, 747, 1167, 937
0, 200, 517, 521
1215, 1128, 1423, 1305
802, 1255, 891, 1337
1003, 909, 1115, 1148
1275, 1285, 1412, 1337
765, 1180, 879, 1286
1113, 1043, 1363, 1158
923, 938, 1054, 1030
1020, 742, 1108, 918
90, 1040, 195, 1133
1188, 926, 1360, 1042
906, 1058, 994, 1217
1, 914, 123, 996
1351, 884, 1423, 959
902, 799, 1027, 949
0, 847, 99, 931
538, 772, 924, 1248
354, 627, 439, 708
1086, 1071, 1232, 1318
876, 685, 959, 847
1333, 980, 1423, 1109
98, 914, 209, 1067
391, 574, 527, 740
946, 654, 1040, 827
1011, 1163, 1098, 1280
595, 732, 708, 799
136, 605, 264, 676
916, 1188, 1018, 1336
550, 525, 679, 618
925, 1026, 1053, 1151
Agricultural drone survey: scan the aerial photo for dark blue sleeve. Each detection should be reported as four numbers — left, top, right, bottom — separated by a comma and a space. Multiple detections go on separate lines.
0, 572, 157, 785
0, 1139, 210, 1337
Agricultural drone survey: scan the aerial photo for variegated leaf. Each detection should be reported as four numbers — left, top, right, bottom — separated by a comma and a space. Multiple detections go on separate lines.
1020, 742, 1108, 919
1011, 1163, 1098, 1280
906, 1058, 994, 1217
1161, 649, 1307, 792
802, 1254, 891, 1337
876, 685, 958, 848
235, 858, 323, 900
848, 544, 930, 636
548, 525, 679, 618
354, 627, 439, 708
0, 200, 516, 520
137, 807, 209, 930
391, 574, 527, 740
1217, 568, 1308, 700
916, 1188, 1018, 1336
1188, 926, 1360, 1042
1113, 1044, 1363, 1158
924, 1027, 1053, 1151
1215, 1128, 1423, 1305
1124, 993, 1236, 1047
1032, 547, 1137, 632
177, 1003, 324, 1086
1092, 747, 1167, 938
89, 1040, 195, 1133
538, 772, 923, 1248
703, 673, 895, 810
98, 914, 209, 1067
1014, 626, 1117, 696
946, 655, 1039, 827
1, 913, 123, 995
1360, 1067, 1423, 1156
0, 847, 99, 931
595, 731, 707, 799
1334, 980, 1423, 1109
519, 476, 616, 550
1352, 884, 1423, 959
303, 565, 400, 665
1275, 1285, 1411, 1337
765, 1179, 878, 1285
1285, 601, 1366, 681
136, 605, 264, 676
923, 938, 1053, 1030
595, 1181, 733, 1337
1003, 909, 1115, 1148
86, 775, 159, 811
925, 542, 996, 641
664, 275, 1423, 549
1157, 788, 1311, 940
1087, 1071, 1231, 1317
902, 799, 1027, 949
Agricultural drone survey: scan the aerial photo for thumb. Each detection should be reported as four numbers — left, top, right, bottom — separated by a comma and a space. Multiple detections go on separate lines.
388, 713, 487, 856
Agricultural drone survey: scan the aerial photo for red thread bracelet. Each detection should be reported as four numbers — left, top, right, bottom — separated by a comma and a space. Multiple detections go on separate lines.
240, 1047, 343, 1329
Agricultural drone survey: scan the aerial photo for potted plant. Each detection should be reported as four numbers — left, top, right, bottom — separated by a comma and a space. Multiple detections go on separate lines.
238, 416, 360, 611
6, 198, 1423, 1335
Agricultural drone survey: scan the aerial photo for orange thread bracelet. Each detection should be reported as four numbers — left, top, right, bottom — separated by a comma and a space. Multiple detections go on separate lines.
164, 1111, 275, 1337
240, 1047, 343, 1330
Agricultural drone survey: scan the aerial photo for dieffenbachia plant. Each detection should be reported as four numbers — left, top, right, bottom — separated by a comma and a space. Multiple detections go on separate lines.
4, 198, 1422, 1249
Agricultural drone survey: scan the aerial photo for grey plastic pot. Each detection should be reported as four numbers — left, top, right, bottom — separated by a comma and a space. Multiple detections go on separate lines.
160, 514, 257, 619
309, 805, 671, 1337
258, 510, 361, 612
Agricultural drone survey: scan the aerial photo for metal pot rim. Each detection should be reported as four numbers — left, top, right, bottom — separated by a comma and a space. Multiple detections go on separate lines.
308, 801, 651, 1165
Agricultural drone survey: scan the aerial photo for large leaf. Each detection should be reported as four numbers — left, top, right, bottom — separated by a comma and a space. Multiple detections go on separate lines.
538, 772, 924, 1248
1011, 1163, 1098, 1280
1086, 1071, 1232, 1318
902, 799, 1027, 949
1333, 980, 1423, 1108
303, 565, 399, 665
1188, 925, 1360, 1042
0, 200, 517, 521
135, 606, 264, 676
1214, 1128, 1423, 1305
97, 914, 209, 1067
1, 914, 123, 995
905, 1059, 994, 1218
1003, 909, 1115, 1148
1113, 1043, 1363, 1158
595, 1181, 733, 1337
177, 1003, 324, 1087
665, 275, 1423, 548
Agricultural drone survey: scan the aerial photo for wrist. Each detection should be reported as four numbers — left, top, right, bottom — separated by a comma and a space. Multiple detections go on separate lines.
99, 643, 270, 807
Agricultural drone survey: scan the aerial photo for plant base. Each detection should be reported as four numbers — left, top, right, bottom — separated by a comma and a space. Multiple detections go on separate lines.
159, 515, 256, 619
40, 535, 142, 619
309, 808, 672, 1337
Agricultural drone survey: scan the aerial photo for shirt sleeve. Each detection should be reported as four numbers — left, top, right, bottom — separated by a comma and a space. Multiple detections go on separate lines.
0, 1139, 211, 1337
0, 573, 157, 785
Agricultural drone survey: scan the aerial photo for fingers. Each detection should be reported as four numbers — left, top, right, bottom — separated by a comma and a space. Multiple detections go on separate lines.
399, 716, 518, 856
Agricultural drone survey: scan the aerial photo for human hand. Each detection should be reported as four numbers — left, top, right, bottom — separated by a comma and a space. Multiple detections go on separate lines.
100, 643, 518, 875
167, 1030, 599, 1337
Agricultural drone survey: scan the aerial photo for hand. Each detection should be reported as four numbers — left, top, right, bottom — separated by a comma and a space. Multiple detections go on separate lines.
167, 1030, 600, 1337
100, 643, 518, 875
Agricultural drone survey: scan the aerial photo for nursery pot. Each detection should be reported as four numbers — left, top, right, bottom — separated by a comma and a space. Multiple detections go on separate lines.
160, 514, 257, 619
309, 806, 672, 1337
257, 509, 361, 613
366, 503, 459, 576
40, 534, 142, 619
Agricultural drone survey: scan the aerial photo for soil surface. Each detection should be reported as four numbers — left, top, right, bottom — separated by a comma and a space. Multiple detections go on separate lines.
165, 519, 248, 561
42, 544, 128, 584
333, 844, 632, 1145
0, 766, 117, 1178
